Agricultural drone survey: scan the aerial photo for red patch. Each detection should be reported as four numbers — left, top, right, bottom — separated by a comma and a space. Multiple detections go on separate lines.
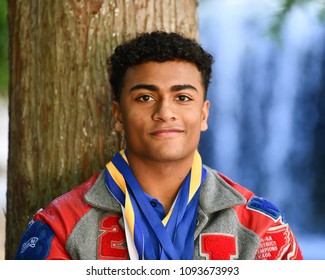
255, 224, 301, 260
98, 214, 128, 260
200, 234, 237, 260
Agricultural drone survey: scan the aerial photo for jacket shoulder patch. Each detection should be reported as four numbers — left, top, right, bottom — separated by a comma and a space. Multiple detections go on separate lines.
247, 196, 285, 222
15, 220, 55, 260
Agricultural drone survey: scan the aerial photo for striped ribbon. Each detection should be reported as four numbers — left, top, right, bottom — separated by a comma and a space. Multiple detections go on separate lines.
105, 150, 206, 260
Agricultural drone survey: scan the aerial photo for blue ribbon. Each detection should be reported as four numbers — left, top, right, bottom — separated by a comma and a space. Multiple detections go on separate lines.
105, 150, 206, 259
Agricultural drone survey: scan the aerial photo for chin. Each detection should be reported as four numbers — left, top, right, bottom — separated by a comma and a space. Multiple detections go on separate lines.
148, 147, 193, 163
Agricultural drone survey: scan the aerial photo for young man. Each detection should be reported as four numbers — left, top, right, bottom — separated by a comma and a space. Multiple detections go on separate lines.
16, 31, 303, 260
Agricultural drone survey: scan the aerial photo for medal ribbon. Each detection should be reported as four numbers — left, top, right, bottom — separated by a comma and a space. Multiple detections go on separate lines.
105, 150, 206, 259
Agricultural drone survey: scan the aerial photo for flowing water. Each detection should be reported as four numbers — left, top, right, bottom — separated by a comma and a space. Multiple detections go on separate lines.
198, 0, 325, 259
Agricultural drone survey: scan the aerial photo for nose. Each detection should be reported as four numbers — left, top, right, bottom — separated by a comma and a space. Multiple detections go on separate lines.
152, 99, 177, 122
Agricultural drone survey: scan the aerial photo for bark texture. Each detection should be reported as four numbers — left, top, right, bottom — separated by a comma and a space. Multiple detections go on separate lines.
6, 0, 198, 259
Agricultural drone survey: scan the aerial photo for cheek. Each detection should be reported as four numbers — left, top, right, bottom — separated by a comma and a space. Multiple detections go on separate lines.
188, 110, 204, 128
185, 114, 204, 141
123, 111, 146, 134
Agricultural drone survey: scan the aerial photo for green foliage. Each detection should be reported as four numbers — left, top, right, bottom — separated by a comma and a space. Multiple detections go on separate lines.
269, 0, 325, 42
0, 0, 8, 98
318, 1, 325, 21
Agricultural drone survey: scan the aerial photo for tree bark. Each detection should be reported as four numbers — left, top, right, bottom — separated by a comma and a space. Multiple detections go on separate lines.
6, 0, 198, 259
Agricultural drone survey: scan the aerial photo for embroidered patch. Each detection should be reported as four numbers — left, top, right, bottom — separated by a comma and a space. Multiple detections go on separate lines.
255, 224, 291, 260
247, 196, 285, 222
200, 233, 237, 260
15, 220, 55, 260
97, 214, 128, 260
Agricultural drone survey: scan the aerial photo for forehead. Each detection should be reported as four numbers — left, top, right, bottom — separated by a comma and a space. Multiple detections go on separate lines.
122, 61, 203, 90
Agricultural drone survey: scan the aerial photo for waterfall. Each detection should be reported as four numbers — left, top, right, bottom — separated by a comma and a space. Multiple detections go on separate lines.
198, 0, 325, 258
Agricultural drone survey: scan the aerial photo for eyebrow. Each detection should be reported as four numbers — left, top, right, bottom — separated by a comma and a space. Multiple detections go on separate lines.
129, 84, 158, 92
171, 84, 198, 92
129, 84, 198, 93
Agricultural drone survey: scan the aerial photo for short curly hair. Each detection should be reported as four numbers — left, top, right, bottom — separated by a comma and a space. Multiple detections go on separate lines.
107, 31, 214, 101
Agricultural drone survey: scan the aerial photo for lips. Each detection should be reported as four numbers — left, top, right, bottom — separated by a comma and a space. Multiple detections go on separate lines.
150, 127, 184, 137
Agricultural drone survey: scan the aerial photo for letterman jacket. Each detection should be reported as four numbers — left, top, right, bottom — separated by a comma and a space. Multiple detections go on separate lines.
15, 166, 303, 260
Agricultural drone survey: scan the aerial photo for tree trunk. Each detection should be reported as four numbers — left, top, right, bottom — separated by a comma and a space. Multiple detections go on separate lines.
6, 0, 198, 260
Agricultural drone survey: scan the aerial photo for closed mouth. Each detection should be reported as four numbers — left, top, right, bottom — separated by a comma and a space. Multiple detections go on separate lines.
150, 127, 184, 137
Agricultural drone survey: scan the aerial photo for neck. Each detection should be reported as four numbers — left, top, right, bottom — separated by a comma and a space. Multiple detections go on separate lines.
126, 154, 194, 213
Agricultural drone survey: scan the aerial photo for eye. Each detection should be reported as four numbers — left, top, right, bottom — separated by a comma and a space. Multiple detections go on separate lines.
136, 95, 154, 102
175, 95, 192, 102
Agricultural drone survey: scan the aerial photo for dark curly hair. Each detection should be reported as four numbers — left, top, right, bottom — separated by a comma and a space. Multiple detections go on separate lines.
107, 31, 214, 101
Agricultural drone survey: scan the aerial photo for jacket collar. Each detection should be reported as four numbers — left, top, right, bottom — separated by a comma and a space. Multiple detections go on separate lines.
199, 165, 246, 213
84, 171, 122, 213
84, 166, 246, 218
194, 166, 246, 239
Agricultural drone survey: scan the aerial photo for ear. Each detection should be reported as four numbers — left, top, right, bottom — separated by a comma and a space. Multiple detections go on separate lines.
200, 100, 210, 132
112, 101, 124, 132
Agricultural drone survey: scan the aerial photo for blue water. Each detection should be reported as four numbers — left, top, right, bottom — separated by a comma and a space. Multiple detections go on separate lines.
198, 0, 325, 259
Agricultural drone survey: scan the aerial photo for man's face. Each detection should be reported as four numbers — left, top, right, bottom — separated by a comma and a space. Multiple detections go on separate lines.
113, 61, 210, 164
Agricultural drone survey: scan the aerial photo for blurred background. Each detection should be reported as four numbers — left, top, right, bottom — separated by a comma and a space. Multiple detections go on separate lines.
0, 0, 325, 259
198, 0, 325, 259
